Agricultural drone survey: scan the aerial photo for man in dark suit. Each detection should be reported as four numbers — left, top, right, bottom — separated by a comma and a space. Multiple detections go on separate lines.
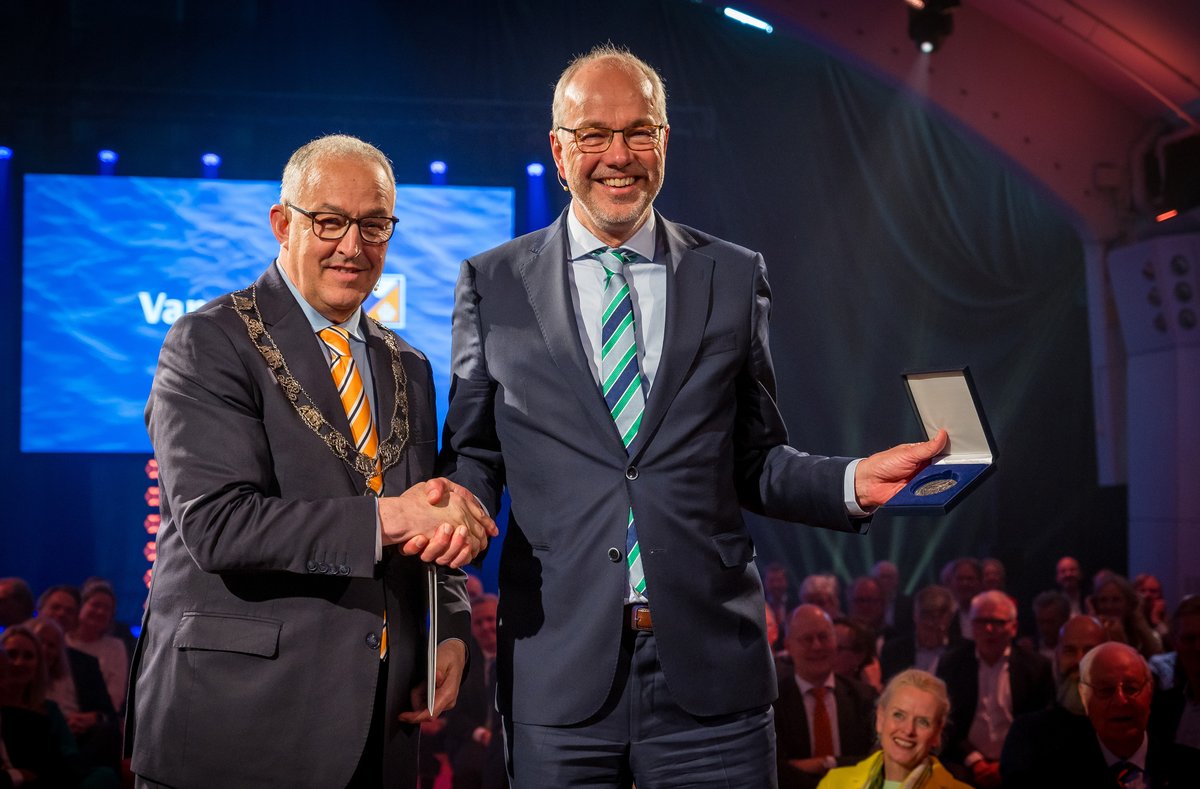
1019, 642, 1175, 788
437, 44, 946, 787
937, 590, 1054, 787
444, 594, 505, 789
880, 584, 955, 682
774, 605, 878, 788
127, 134, 496, 788
1000, 614, 1108, 786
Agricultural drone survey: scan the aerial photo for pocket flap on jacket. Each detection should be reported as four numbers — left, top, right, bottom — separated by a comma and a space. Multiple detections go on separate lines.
712, 532, 755, 568
173, 612, 282, 657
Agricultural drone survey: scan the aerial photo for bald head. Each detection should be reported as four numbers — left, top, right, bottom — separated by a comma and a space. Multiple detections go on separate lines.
1079, 642, 1152, 758
786, 604, 836, 684
1057, 615, 1107, 681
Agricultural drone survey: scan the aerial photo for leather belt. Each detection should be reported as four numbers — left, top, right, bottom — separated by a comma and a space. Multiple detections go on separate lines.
626, 604, 653, 631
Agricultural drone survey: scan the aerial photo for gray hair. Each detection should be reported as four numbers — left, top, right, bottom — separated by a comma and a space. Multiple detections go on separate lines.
551, 43, 668, 128
279, 134, 395, 206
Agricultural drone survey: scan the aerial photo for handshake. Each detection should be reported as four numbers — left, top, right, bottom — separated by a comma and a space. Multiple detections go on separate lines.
379, 478, 499, 568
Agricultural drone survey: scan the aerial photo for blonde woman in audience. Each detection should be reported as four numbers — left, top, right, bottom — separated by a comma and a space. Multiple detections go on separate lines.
818, 669, 969, 789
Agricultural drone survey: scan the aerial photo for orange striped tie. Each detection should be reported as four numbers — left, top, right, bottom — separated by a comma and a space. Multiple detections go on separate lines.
319, 325, 386, 659
318, 325, 382, 494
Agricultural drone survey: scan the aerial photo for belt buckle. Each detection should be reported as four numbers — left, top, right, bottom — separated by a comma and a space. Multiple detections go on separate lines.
628, 604, 652, 631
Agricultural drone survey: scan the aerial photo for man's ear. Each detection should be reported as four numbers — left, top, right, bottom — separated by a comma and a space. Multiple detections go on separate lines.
269, 204, 290, 246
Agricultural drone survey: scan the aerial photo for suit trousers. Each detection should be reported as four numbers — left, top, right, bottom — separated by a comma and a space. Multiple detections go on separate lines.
505, 626, 777, 789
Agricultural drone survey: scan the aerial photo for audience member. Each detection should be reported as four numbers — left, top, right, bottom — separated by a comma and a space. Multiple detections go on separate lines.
766, 604, 782, 657
999, 614, 1108, 784
817, 669, 970, 789
1054, 555, 1085, 616
36, 585, 81, 633
880, 585, 955, 682
27, 618, 120, 772
765, 562, 797, 651
464, 573, 485, 604
833, 617, 882, 692
1149, 595, 1200, 774
1076, 643, 1172, 787
443, 595, 505, 789
1029, 590, 1071, 663
1133, 572, 1170, 645
801, 574, 843, 619
0, 647, 32, 788
1090, 574, 1163, 659
847, 577, 888, 643
936, 590, 1054, 787
981, 559, 1006, 593
872, 560, 913, 638
64, 580, 128, 713
946, 558, 982, 643
1, 625, 118, 788
774, 605, 877, 789
0, 581, 34, 630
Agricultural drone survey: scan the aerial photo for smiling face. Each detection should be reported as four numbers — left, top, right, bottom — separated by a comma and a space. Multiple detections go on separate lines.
550, 58, 668, 247
271, 154, 395, 323
876, 685, 944, 779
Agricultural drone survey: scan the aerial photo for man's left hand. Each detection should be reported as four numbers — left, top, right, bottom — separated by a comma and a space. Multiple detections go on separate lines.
853, 429, 948, 510
398, 638, 468, 723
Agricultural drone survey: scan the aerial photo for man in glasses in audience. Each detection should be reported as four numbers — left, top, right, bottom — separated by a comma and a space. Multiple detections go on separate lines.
936, 590, 1054, 787
438, 44, 947, 788
128, 134, 496, 788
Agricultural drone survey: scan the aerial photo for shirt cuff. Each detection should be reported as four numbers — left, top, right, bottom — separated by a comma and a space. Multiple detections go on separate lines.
843, 458, 871, 518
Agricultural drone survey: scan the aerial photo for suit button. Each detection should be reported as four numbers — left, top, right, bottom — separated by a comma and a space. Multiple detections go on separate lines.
338, 565, 350, 575
625, 466, 638, 480
608, 547, 622, 562
366, 632, 381, 650
306, 560, 318, 573
317, 562, 328, 573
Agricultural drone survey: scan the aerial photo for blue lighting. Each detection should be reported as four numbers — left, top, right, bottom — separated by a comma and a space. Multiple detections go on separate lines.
723, 7, 773, 34
98, 149, 119, 164
0, 147, 12, 160
526, 162, 545, 177
201, 153, 221, 167
429, 161, 448, 175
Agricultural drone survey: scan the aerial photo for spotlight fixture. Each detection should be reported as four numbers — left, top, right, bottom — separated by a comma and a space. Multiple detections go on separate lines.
907, 0, 959, 54
0, 146, 12, 160
526, 162, 545, 177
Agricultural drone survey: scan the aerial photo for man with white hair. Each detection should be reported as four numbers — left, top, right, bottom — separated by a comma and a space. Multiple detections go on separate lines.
936, 590, 1053, 787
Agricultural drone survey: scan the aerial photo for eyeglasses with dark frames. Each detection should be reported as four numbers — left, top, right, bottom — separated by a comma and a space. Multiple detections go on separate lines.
555, 124, 666, 153
286, 204, 398, 245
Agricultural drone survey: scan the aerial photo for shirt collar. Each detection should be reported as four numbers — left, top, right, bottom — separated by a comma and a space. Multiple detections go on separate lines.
795, 673, 836, 695
1097, 732, 1148, 771
565, 205, 657, 263
274, 259, 367, 341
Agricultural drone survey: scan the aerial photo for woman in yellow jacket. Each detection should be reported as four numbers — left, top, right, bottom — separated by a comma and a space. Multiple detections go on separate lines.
818, 669, 970, 789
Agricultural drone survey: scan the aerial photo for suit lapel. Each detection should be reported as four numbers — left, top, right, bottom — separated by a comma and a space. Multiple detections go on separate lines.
630, 217, 712, 459
255, 265, 359, 487
520, 216, 626, 451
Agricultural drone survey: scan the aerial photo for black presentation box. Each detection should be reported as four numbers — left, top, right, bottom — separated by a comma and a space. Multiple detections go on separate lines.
880, 367, 997, 515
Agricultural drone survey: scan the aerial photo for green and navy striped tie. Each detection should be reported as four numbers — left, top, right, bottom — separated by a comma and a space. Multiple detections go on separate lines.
595, 247, 647, 597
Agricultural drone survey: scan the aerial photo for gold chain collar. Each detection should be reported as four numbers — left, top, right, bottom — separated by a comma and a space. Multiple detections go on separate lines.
232, 285, 410, 496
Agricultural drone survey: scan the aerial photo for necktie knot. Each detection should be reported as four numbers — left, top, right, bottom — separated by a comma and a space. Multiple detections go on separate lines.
1111, 761, 1142, 788
593, 247, 641, 277
810, 686, 826, 702
318, 325, 351, 358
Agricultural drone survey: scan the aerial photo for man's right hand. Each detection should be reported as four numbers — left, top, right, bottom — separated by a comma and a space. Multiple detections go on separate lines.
378, 478, 498, 567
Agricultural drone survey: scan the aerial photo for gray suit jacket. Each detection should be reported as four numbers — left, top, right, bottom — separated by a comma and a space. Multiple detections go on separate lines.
439, 210, 862, 726
128, 263, 470, 788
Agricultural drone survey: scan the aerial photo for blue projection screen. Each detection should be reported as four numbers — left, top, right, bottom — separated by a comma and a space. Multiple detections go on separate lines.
21, 174, 513, 453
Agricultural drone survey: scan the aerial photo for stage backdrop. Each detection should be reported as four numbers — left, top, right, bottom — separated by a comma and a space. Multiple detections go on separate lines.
0, 0, 1125, 625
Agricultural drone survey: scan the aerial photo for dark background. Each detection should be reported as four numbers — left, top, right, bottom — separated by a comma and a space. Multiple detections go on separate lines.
0, 0, 1126, 624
